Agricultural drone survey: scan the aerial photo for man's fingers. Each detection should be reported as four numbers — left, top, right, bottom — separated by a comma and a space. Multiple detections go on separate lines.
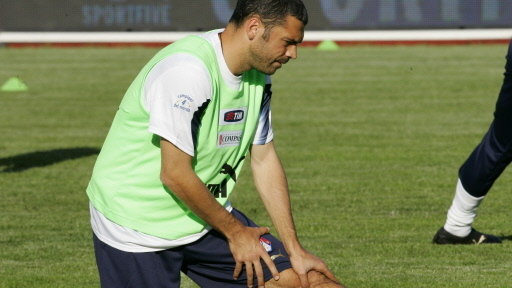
262, 253, 280, 281
321, 269, 339, 284
253, 261, 265, 288
245, 262, 254, 287
233, 262, 242, 280
314, 264, 339, 284
298, 273, 310, 288
230, 226, 278, 287
257, 226, 271, 235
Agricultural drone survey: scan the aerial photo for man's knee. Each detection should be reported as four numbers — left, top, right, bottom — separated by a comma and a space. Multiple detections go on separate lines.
306, 270, 345, 288
265, 268, 344, 288
265, 268, 301, 288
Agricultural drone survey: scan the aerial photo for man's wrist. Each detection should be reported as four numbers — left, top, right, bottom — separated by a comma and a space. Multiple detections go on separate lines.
218, 216, 246, 241
283, 239, 304, 257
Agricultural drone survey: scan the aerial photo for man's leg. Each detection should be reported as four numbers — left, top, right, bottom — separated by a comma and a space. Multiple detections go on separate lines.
181, 208, 344, 287
181, 209, 293, 287
433, 41, 512, 244
93, 234, 183, 288
266, 269, 346, 288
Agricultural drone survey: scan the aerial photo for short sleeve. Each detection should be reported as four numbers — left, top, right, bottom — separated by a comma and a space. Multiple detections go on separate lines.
253, 75, 274, 145
144, 53, 212, 156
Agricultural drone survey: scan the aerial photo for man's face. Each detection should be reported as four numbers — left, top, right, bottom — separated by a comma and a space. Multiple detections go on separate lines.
249, 15, 305, 75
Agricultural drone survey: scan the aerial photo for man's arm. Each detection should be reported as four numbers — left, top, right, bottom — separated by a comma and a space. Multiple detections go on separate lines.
159, 139, 279, 287
250, 141, 339, 287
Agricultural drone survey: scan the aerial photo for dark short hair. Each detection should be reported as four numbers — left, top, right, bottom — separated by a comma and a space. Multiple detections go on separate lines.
229, 0, 308, 33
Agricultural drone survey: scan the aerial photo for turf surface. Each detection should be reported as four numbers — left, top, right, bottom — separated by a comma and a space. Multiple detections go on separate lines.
1, 43, 511, 287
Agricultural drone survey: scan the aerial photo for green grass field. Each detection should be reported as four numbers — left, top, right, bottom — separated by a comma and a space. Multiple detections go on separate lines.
1, 43, 511, 288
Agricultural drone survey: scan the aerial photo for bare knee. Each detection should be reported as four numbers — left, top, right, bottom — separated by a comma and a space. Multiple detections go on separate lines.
265, 269, 345, 288
265, 268, 301, 288
306, 270, 346, 288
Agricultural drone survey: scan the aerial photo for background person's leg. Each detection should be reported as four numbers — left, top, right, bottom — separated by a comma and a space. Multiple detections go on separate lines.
434, 41, 512, 244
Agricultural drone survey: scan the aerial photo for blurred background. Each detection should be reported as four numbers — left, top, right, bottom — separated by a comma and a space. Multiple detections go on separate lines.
2, 1, 512, 288
1, 0, 511, 32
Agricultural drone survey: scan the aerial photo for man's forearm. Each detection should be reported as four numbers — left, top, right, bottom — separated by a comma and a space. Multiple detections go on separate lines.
166, 173, 244, 237
251, 143, 303, 254
160, 139, 245, 238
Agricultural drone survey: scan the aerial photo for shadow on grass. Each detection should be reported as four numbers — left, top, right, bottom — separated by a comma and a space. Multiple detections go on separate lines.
0, 147, 100, 173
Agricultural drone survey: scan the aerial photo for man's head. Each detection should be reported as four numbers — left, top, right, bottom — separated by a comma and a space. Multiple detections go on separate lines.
227, 0, 308, 75
229, 0, 308, 40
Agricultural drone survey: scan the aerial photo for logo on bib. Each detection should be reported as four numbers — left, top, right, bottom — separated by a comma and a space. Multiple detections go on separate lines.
218, 131, 242, 147
219, 107, 247, 125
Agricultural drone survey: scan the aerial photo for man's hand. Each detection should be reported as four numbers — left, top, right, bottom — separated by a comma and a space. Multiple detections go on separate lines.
289, 249, 339, 288
229, 226, 280, 288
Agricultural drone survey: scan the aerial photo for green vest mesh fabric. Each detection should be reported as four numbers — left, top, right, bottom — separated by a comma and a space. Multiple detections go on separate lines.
87, 35, 266, 239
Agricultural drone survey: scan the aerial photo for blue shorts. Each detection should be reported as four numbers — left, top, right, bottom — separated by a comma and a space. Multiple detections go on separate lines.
93, 208, 293, 288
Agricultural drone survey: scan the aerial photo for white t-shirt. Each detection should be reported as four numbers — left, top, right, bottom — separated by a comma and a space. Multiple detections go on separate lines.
91, 30, 274, 252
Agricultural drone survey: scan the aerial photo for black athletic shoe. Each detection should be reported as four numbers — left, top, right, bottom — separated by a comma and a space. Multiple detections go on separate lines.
432, 227, 502, 245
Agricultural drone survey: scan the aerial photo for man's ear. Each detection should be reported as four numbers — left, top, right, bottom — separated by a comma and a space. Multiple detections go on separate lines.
245, 16, 262, 40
